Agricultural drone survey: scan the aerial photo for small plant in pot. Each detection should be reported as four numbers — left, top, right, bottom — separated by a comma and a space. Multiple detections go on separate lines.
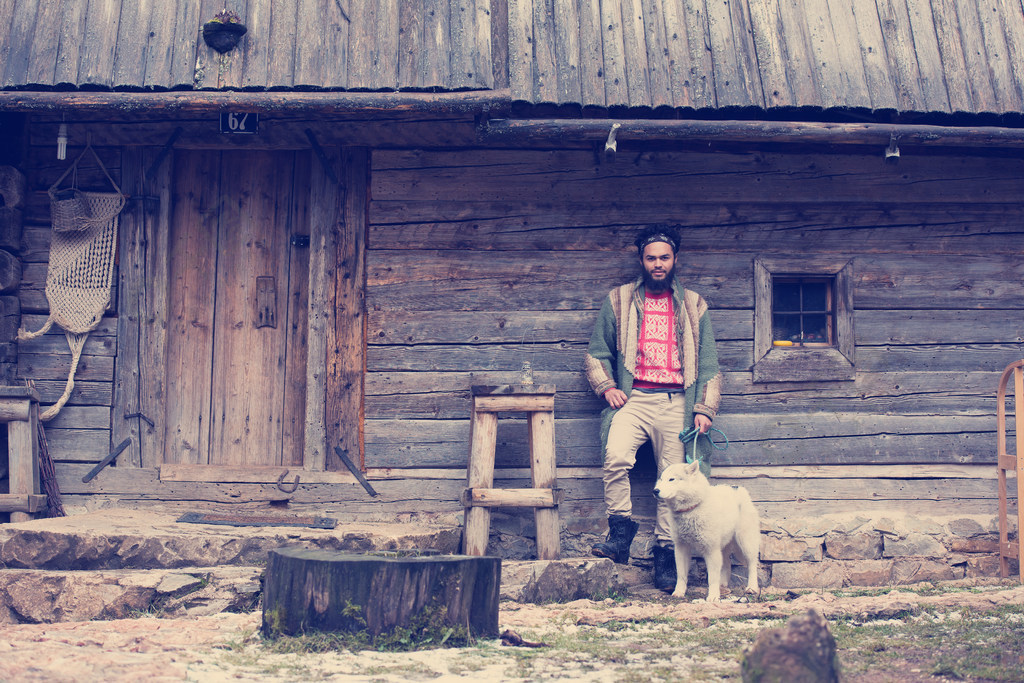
202, 10, 247, 53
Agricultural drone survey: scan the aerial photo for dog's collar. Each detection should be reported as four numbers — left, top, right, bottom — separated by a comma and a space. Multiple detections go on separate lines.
675, 501, 701, 513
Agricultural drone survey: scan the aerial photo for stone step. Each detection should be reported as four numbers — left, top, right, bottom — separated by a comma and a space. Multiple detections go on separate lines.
0, 565, 263, 624
0, 508, 462, 570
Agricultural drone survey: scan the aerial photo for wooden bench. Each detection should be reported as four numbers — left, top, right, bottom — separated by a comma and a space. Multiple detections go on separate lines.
462, 384, 560, 559
997, 360, 1024, 582
0, 386, 44, 522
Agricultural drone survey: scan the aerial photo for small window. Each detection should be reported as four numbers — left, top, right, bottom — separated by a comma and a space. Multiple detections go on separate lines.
754, 258, 854, 382
772, 277, 834, 348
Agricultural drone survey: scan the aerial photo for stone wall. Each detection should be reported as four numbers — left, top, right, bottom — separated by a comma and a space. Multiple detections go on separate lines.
490, 510, 1015, 590
758, 513, 1007, 589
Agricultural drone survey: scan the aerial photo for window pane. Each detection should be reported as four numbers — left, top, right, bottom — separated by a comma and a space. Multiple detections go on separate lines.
802, 314, 829, 342
773, 282, 801, 312
773, 314, 802, 342
802, 283, 828, 311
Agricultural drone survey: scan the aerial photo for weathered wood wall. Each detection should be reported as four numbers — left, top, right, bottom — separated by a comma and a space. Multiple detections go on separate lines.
365, 145, 1024, 467
11, 114, 1021, 544
364, 144, 1023, 527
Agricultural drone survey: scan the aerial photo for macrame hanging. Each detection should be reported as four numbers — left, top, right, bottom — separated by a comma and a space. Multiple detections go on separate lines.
18, 144, 124, 421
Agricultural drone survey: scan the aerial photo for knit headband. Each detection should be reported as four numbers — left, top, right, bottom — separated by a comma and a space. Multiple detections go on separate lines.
637, 232, 678, 253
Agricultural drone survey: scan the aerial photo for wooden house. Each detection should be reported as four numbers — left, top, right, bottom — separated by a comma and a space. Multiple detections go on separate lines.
0, 0, 1021, 585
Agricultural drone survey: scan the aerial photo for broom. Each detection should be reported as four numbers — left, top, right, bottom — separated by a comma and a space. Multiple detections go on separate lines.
37, 412, 65, 518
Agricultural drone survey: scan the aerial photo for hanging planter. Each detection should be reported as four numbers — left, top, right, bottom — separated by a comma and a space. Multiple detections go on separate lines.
202, 10, 247, 53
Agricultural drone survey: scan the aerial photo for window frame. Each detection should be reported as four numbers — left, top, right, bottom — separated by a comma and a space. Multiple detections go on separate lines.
753, 257, 855, 383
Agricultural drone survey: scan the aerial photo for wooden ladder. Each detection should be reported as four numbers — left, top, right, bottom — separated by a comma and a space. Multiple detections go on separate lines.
997, 359, 1024, 581
462, 384, 561, 559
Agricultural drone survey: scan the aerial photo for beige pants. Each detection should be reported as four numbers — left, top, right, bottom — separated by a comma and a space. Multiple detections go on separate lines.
603, 391, 686, 542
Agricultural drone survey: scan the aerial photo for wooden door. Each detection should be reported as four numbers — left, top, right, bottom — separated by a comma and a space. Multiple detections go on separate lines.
164, 150, 309, 467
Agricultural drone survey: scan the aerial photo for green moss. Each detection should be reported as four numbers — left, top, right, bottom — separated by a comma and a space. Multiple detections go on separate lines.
260, 602, 473, 653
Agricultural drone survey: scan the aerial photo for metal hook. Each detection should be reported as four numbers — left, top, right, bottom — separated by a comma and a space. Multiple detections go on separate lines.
276, 470, 300, 493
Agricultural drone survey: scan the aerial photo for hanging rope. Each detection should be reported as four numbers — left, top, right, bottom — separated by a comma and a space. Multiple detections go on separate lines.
18, 145, 122, 421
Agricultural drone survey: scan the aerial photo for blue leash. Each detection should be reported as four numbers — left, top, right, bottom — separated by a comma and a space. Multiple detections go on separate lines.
678, 426, 729, 464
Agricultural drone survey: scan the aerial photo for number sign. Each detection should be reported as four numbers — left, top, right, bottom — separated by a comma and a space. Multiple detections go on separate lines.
220, 112, 259, 134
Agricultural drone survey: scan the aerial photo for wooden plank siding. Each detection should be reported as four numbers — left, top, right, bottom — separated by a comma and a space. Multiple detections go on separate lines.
364, 146, 1024, 475
0, 0, 494, 92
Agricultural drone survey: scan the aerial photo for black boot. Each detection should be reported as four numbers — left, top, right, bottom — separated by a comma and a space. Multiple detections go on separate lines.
652, 544, 677, 592
591, 514, 639, 564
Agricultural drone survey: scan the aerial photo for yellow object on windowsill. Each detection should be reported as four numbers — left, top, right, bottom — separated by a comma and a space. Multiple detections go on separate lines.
773, 340, 794, 346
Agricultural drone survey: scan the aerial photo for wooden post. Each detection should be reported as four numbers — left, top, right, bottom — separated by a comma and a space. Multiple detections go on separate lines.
262, 548, 500, 638
530, 409, 559, 560
1, 388, 40, 522
463, 406, 497, 555
996, 360, 1024, 582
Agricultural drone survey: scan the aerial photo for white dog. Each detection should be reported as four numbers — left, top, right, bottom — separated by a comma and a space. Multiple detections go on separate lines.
653, 461, 760, 601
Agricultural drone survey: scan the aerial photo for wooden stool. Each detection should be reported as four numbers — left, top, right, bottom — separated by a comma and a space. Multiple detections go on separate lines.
0, 387, 43, 522
462, 384, 560, 559
997, 360, 1024, 582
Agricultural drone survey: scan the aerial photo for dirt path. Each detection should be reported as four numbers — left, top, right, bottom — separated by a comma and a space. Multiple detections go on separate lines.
1, 581, 1022, 682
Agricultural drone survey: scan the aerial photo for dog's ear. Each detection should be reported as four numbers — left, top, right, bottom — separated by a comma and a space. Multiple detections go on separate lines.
685, 460, 700, 475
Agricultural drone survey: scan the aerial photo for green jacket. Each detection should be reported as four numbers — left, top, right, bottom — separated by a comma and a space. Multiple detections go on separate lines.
584, 277, 722, 471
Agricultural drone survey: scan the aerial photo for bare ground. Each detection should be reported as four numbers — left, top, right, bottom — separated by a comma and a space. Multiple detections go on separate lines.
1, 580, 1022, 682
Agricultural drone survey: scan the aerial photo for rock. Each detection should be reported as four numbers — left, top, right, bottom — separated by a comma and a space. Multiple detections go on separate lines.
844, 559, 895, 586
824, 532, 882, 560
0, 566, 263, 624
883, 533, 947, 558
964, 555, 1002, 577
948, 519, 986, 537
770, 561, 845, 590
741, 609, 840, 683
501, 557, 635, 603
891, 558, 962, 583
949, 538, 999, 553
873, 517, 899, 536
760, 535, 823, 562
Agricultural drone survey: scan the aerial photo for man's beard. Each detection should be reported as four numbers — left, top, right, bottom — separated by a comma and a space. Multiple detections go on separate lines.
642, 265, 675, 292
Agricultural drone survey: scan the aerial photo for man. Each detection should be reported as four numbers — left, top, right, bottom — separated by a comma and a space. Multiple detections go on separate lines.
584, 225, 722, 591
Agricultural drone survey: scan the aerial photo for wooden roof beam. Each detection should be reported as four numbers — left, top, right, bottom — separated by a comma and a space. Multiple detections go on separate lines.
0, 89, 513, 115
479, 117, 1024, 149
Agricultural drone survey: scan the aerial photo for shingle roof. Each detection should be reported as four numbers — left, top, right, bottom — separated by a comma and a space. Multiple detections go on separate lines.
509, 0, 1024, 115
0, 0, 493, 92
2, 0, 1023, 116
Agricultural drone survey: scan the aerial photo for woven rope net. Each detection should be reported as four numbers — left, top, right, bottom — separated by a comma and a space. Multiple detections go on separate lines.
18, 191, 121, 421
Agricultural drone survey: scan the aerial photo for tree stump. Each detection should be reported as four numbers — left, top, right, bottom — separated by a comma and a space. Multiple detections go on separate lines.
261, 548, 501, 639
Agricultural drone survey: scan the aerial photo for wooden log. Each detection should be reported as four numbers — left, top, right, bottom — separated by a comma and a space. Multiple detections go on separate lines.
261, 547, 500, 638
0, 493, 47, 513
477, 117, 1024, 148
0, 89, 513, 115
0, 207, 23, 252
0, 249, 20, 294
0, 165, 27, 208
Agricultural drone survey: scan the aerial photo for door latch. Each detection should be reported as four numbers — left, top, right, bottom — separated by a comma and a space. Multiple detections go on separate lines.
256, 276, 277, 328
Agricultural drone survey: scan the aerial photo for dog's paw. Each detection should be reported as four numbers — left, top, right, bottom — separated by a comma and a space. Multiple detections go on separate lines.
671, 589, 687, 599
